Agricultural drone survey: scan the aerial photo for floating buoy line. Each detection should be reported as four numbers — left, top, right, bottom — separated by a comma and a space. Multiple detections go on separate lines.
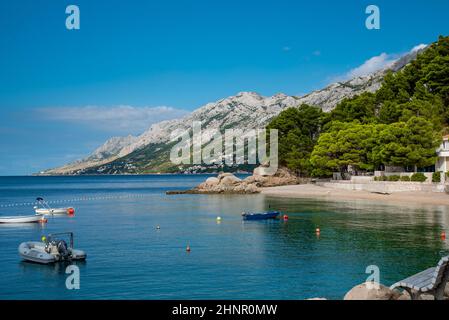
0, 194, 152, 208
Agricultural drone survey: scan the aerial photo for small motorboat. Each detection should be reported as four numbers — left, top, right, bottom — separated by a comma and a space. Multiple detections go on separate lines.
19, 232, 86, 264
242, 211, 281, 221
34, 197, 75, 216
0, 215, 47, 224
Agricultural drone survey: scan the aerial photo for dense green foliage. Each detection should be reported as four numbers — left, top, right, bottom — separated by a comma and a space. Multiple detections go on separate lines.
411, 173, 428, 182
266, 105, 326, 176
432, 171, 442, 183
268, 36, 449, 177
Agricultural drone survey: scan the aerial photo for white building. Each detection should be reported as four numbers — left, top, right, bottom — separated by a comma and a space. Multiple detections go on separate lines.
436, 135, 449, 173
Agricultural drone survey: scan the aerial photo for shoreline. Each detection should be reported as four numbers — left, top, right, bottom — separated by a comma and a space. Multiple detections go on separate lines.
262, 184, 449, 207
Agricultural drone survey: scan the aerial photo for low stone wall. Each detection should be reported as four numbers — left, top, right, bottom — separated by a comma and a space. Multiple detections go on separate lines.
319, 180, 448, 193
374, 171, 435, 183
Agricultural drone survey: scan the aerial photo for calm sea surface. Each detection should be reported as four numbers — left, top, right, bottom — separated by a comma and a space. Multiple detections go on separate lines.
0, 175, 448, 300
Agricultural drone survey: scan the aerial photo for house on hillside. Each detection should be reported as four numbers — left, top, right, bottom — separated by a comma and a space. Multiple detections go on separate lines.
436, 135, 449, 173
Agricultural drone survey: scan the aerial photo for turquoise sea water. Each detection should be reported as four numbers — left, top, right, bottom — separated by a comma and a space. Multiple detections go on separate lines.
0, 175, 448, 300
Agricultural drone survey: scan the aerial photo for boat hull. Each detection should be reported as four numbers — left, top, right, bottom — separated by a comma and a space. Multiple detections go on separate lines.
35, 208, 69, 215
242, 211, 280, 221
0, 215, 45, 224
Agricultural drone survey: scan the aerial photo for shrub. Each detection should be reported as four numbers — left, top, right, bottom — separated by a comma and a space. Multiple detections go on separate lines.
411, 173, 427, 182
400, 176, 411, 182
432, 172, 442, 183
388, 175, 400, 182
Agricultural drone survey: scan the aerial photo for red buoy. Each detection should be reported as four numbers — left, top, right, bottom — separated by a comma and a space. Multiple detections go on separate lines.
283, 215, 289, 221
316, 228, 321, 234
67, 208, 75, 215
441, 232, 446, 240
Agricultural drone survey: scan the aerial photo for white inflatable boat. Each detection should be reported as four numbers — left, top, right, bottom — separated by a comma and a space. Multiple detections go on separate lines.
34, 197, 75, 216
19, 232, 86, 264
0, 215, 47, 224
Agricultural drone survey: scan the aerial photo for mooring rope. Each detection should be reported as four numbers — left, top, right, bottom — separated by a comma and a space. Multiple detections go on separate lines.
0, 194, 152, 208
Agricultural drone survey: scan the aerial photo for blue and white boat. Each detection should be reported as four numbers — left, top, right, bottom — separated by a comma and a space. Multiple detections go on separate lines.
242, 211, 280, 221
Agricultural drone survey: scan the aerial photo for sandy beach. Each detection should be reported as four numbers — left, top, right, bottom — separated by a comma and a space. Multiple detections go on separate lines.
262, 184, 449, 207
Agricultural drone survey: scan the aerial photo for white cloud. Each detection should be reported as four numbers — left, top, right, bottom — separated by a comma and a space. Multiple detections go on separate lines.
333, 43, 428, 82
345, 52, 397, 79
37, 105, 189, 134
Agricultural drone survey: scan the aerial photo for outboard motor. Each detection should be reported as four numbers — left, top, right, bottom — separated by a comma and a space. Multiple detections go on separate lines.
56, 240, 70, 260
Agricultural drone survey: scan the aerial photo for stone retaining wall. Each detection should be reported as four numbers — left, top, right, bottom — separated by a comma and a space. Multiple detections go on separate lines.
319, 181, 448, 193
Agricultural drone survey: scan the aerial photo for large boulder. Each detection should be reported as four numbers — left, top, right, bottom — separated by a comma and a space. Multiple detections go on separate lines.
244, 184, 259, 193
205, 177, 219, 187
249, 167, 300, 187
217, 172, 234, 180
344, 283, 401, 300
253, 166, 271, 177
220, 175, 242, 186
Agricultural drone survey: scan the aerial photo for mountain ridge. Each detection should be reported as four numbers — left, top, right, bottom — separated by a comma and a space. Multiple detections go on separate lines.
42, 46, 425, 175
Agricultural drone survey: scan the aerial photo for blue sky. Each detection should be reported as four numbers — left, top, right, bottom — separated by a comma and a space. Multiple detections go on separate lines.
1, 0, 449, 175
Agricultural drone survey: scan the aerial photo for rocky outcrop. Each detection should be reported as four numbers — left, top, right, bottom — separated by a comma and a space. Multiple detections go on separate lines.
177, 167, 301, 194
194, 173, 258, 194
249, 167, 301, 187
166, 166, 301, 195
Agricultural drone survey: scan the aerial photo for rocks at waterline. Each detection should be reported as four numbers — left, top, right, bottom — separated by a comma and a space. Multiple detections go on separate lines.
247, 167, 301, 187
166, 167, 301, 195
343, 282, 449, 300
195, 167, 301, 194
343, 282, 402, 300
194, 172, 258, 194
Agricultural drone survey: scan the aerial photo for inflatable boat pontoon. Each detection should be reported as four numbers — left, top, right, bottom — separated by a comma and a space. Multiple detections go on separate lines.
19, 232, 86, 264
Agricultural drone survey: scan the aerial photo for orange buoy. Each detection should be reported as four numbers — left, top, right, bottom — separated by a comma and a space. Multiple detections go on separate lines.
67, 208, 75, 215
441, 232, 446, 240
283, 214, 289, 221
40, 218, 48, 224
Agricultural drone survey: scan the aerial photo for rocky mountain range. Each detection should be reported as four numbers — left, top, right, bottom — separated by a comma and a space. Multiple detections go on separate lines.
42, 46, 425, 175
